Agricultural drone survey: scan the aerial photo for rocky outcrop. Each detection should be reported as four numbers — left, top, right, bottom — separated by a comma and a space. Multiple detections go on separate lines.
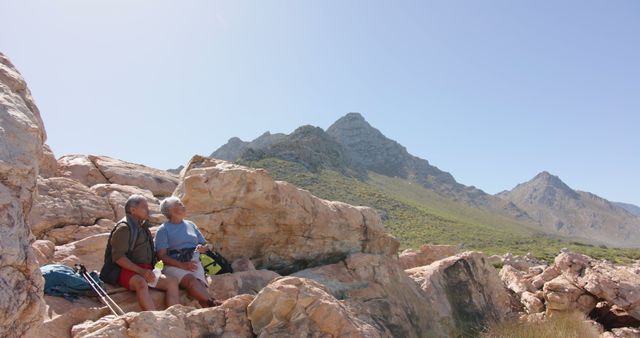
398, 244, 457, 270
208, 270, 280, 301
294, 253, 437, 337
42, 219, 114, 246
543, 275, 597, 314
175, 155, 399, 274
89, 183, 165, 225
39, 144, 58, 178
554, 252, 640, 320
406, 252, 513, 336
71, 296, 254, 338
57, 154, 109, 187
0, 52, 47, 337
247, 276, 380, 337
52, 233, 109, 272
502, 252, 547, 272
28, 177, 115, 236
57, 154, 179, 197
90, 155, 179, 197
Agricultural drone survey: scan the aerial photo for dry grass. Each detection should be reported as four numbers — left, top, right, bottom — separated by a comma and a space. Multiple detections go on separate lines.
481, 311, 600, 338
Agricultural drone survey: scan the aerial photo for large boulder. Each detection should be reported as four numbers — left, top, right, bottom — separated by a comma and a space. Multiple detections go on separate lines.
90, 183, 165, 225
406, 251, 513, 337
53, 233, 109, 272
0, 51, 47, 337
57, 154, 179, 197
42, 219, 115, 246
554, 252, 640, 320
543, 275, 597, 314
398, 244, 457, 270
175, 155, 399, 274
247, 276, 380, 337
293, 253, 436, 337
57, 154, 109, 187
208, 269, 280, 301
89, 155, 179, 197
28, 177, 115, 236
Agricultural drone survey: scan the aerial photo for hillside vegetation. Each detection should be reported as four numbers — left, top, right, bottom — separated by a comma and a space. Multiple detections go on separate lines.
240, 158, 640, 263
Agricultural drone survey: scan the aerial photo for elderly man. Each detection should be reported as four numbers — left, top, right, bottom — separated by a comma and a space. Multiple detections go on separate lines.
100, 194, 180, 311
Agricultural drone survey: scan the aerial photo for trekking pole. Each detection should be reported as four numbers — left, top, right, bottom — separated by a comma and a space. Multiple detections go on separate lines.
75, 264, 125, 317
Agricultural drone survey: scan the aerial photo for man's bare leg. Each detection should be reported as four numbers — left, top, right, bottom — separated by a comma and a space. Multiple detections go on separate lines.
153, 274, 180, 307
129, 275, 155, 311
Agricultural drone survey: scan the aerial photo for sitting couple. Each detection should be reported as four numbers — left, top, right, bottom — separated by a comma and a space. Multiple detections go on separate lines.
100, 194, 222, 310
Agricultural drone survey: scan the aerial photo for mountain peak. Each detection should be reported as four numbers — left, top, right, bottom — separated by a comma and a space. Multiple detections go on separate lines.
530, 171, 573, 192
328, 112, 372, 130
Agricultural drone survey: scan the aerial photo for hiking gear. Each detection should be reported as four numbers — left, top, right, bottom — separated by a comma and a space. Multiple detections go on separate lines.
76, 264, 125, 317
200, 250, 233, 276
100, 215, 155, 285
41, 264, 103, 301
168, 247, 197, 263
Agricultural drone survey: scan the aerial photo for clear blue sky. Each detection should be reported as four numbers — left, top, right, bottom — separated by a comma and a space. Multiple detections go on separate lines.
2, 1, 639, 205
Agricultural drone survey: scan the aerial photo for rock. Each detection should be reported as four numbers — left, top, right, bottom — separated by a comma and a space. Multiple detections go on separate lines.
207, 270, 280, 301
602, 327, 640, 338
406, 251, 513, 337
71, 296, 254, 338
38, 286, 200, 338
176, 155, 399, 274
520, 312, 546, 323
500, 264, 534, 296
231, 257, 255, 272
90, 183, 165, 225
28, 177, 115, 236
543, 275, 597, 314
89, 155, 179, 197
0, 51, 47, 337
502, 252, 546, 272
488, 254, 503, 266
531, 265, 561, 290
247, 276, 380, 337
40, 144, 58, 178
591, 301, 640, 330
521, 291, 545, 314
72, 304, 193, 338
398, 244, 457, 269
58, 154, 109, 187
42, 219, 115, 246
183, 294, 254, 338
32, 239, 56, 265
293, 253, 437, 337
53, 233, 109, 272
555, 252, 640, 320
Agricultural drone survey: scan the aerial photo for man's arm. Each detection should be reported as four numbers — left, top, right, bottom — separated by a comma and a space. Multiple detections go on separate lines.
111, 225, 154, 282
115, 255, 147, 275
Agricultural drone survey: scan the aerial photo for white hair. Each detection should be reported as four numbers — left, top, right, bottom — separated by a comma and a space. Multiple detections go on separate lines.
160, 196, 182, 218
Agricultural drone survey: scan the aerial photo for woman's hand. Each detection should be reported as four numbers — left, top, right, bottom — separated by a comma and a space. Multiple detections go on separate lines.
181, 261, 199, 271
196, 244, 208, 253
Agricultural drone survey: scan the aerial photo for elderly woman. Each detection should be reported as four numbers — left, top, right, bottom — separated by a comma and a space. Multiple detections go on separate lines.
154, 196, 222, 307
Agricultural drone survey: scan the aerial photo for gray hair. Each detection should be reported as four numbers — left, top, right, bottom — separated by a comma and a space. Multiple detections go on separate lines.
160, 196, 182, 218
124, 194, 147, 214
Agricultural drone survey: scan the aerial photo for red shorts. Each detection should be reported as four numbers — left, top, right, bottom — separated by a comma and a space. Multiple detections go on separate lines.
118, 263, 152, 290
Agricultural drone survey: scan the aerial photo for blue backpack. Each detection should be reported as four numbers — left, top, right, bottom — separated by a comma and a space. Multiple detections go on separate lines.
41, 264, 103, 301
